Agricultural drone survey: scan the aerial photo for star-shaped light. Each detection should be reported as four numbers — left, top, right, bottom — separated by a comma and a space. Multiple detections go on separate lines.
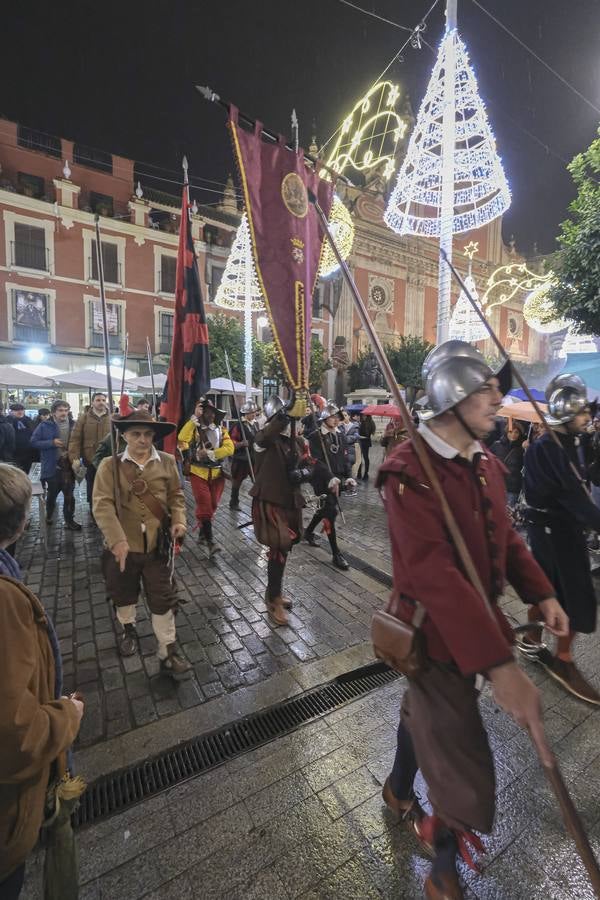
341, 116, 353, 136
393, 122, 407, 143
386, 84, 400, 108
463, 241, 479, 260
383, 159, 395, 179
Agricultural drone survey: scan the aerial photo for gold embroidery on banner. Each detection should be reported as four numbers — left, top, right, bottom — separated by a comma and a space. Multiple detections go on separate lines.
295, 281, 306, 388
281, 172, 308, 218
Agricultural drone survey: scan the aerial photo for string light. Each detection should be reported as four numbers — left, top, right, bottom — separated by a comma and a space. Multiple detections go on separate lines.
214, 213, 265, 399
384, 31, 510, 237
325, 80, 407, 181
448, 242, 488, 342
484, 263, 550, 314
522, 278, 568, 334
318, 196, 355, 278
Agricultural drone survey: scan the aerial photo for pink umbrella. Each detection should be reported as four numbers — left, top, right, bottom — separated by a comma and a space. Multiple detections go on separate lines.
362, 403, 402, 418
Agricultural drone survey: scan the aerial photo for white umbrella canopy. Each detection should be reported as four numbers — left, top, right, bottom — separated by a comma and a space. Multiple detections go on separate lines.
209, 377, 260, 395
51, 368, 138, 392
0, 364, 51, 388
133, 373, 167, 391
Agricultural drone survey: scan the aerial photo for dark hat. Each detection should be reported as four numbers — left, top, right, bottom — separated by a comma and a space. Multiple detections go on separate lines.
113, 407, 175, 438
196, 397, 226, 424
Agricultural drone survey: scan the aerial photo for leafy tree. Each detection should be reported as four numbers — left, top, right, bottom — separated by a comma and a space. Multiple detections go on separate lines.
551, 131, 600, 334
207, 313, 265, 385
385, 335, 435, 392
262, 335, 331, 392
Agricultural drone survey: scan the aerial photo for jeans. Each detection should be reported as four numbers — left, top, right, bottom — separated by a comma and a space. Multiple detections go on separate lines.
46, 461, 75, 522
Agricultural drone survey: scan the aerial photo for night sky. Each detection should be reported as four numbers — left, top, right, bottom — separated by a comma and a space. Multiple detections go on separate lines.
1, 0, 598, 255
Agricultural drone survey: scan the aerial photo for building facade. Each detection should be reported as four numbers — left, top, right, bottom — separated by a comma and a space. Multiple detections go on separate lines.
0, 117, 543, 392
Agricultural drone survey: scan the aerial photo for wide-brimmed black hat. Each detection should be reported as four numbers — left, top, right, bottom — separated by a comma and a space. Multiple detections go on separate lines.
196, 397, 226, 424
112, 408, 175, 438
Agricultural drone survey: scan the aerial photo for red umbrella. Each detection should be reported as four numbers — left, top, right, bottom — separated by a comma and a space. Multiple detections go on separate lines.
362, 403, 402, 418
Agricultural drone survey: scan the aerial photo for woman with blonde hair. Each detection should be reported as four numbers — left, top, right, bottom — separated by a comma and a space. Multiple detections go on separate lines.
0, 464, 83, 898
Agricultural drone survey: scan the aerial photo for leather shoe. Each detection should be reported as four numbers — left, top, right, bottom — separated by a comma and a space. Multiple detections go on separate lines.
160, 644, 192, 680
424, 872, 464, 899
65, 520, 82, 531
382, 778, 433, 855
304, 531, 320, 547
332, 552, 349, 570
266, 597, 289, 626
119, 624, 138, 657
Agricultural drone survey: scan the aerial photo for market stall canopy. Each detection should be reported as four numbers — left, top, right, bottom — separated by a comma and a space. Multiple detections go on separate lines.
0, 365, 51, 388
51, 368, 139, 392
361, 403, 402, 418
497, 401, 548, 424
133, 373, 167, 391
209, 377, 261, 395
507, 387, 546, 403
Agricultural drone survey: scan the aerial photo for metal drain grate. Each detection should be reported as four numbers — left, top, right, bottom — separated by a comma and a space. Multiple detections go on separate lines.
74, 660, 399, 828
338, 552, 393, 588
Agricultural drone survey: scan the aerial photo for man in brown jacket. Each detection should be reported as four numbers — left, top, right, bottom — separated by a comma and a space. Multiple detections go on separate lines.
68, 392, 110, 508
93, 409, 191, 678
250, 397, 313, 626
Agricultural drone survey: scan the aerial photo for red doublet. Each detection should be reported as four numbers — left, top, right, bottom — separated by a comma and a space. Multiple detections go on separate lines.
378, 440, 555, 676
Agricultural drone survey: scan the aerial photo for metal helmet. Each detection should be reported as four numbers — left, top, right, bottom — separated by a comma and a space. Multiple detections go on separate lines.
544, 373, 586, 403
421, 340, 484, 383
240, 400, 258, 416
421, 356, 500, 420
264, 396, 284, 421
318, 402, 341, 422
545, 373, 588, 425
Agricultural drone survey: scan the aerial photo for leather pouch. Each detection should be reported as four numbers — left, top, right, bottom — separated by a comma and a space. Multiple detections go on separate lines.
371, 602, 426, 677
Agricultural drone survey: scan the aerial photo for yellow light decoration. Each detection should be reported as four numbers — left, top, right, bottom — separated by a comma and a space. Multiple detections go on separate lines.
522, 279, 568, 334
318, 195, 355, 279
482, 263, 550, 314
325, 80, 407, 181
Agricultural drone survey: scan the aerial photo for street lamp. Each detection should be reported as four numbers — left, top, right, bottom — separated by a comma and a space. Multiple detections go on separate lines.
26, 347, 45, 363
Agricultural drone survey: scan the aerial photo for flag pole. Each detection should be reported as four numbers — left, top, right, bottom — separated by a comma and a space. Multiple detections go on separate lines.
120, 333, 129, 396
145, 337, 158, 418
310, 193, 600, 894
94, 216, 122, 517
224, 350, 255, 482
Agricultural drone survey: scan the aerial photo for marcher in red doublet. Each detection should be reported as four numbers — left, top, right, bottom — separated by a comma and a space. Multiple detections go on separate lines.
378, 341, 566, 900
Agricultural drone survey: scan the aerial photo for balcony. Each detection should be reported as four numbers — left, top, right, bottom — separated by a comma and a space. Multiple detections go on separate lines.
88, 256, 122, 286
89, 330, 121, 351
10, 241, 49, 272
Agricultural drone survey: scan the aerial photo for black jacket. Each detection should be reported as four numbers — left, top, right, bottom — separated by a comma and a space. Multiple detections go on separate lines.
490, 435, 524, 495
308, 426, 350, 494
0, 416, 15, 463
524, 431, 600, 530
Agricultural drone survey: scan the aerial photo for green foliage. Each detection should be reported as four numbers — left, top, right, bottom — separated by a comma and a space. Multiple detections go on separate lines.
262, 335, 331, 392
551, 130, 600, 334
207, 313, 265, 385
347, 351, 371, 392
385, 335, 435, 389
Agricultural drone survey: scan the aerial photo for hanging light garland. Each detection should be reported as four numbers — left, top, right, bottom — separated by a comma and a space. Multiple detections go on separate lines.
318, 196, 355, 279
522, 278, 568, 334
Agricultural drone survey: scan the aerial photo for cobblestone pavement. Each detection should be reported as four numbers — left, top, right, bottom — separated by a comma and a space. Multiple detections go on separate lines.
16, 449, 391, 750
22, 654, 600, 899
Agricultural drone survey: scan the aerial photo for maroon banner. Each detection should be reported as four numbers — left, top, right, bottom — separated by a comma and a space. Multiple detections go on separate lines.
228, 108, 334, 391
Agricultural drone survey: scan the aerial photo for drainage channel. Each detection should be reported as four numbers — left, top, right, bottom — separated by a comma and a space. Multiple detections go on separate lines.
337, 551, 393, 588
74, 660, 400, 829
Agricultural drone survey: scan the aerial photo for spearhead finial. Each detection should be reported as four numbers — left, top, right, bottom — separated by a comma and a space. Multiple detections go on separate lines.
182, 156, 189, 185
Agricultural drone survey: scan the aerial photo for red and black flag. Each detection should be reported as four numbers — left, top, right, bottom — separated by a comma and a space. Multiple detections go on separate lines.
160, 172, 211, 453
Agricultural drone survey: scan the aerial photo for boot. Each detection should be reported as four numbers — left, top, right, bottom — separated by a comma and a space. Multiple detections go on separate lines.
202, 520, 220, 556
328, 529, 349, 570
119, 623, 138, 657
65, 519, 82, 531
265, 588, 292, 611
266, 595, 289, 626
304, 513, 322, 547
229, 486, 241, 510
160, 643, 193, 680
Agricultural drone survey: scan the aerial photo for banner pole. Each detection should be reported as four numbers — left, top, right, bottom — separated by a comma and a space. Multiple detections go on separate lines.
224, 350, 255, 482
145, 337, 158, 418
94, 216, 122, 518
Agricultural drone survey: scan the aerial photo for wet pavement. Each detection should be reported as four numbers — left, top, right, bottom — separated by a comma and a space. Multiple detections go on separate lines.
22, 654, 600, 899
16, 455, 390, 751
16, 445, 600, 897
